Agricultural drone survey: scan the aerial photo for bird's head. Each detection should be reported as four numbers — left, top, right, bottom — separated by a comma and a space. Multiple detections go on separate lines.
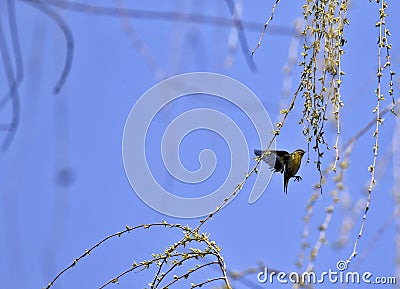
294, 149, 305, 157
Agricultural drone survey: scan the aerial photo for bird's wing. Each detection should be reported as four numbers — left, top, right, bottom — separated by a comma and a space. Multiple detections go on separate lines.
254, 149, 289, 173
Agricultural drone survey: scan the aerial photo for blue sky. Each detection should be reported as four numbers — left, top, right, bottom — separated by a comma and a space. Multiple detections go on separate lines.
0, 1, 399, 288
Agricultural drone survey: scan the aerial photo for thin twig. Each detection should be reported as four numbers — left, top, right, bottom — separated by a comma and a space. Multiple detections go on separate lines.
191, 277, 227, 289
160, 261, 219, 289
251, 0, 281, 56
346, 0, 387, 265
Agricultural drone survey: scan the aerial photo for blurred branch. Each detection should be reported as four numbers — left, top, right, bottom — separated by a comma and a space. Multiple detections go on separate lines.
225, 0, 257, 71
112, 0, 165, 80
356, 212, 399, 269
280, 19, 302, 102
23, 0, 74, 94
0, 0, 24, 109
0, 6, 20, 151
223, 0, 240, 70
32, 0, 296, 35
227, 263, 266, 289
342, 99, 399, 151
27, 0, 297, 73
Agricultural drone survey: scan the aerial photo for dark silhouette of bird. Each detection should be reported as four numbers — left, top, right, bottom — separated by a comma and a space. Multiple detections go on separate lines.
254, 149, 305, 194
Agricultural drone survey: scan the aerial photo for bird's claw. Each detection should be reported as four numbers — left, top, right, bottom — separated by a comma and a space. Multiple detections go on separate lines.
294, 175, 302, 182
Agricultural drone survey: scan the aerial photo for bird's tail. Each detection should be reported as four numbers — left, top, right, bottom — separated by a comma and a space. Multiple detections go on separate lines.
254, 149, 263, 157
284, 176, 289, 194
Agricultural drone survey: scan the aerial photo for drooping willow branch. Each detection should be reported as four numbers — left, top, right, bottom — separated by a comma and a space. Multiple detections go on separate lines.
346, 0, 395, 266
299, 0, 349, 194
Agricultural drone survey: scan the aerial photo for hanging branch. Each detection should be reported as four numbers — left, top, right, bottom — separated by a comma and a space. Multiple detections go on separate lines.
299, 0, 349, 194
251, 0, 281, 56
346, 0, 395, 266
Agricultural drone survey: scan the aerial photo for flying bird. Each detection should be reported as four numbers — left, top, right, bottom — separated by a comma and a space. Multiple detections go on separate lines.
254, 149, 305, 194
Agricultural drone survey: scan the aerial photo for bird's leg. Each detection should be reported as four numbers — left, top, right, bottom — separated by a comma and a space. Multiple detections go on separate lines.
294, 175, 302, 182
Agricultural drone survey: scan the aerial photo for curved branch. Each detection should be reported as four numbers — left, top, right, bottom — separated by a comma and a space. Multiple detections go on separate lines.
23, 0, 74, 94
